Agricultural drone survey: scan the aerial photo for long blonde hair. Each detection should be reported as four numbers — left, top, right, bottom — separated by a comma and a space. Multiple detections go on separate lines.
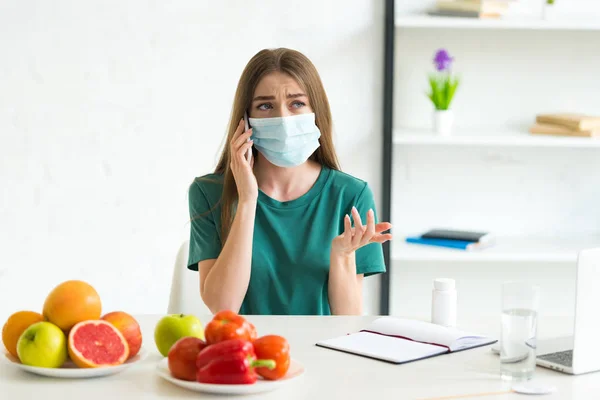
212, 48, 340, 243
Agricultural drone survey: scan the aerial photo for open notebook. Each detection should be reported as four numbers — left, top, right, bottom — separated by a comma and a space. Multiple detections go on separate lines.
316, 317, 497, 364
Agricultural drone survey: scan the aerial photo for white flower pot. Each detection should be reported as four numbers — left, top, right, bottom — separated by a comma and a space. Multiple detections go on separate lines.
433, 110, 454, 136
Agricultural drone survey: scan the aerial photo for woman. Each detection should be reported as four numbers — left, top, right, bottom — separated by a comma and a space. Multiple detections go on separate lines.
187, 48, 392, 316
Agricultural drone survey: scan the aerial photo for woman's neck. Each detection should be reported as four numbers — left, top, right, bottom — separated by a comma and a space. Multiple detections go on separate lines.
253, 153, 322, 202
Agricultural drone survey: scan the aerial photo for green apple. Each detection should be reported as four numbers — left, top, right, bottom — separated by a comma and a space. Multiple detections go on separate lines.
154, 314, 204, 357
17, 321, 67, 368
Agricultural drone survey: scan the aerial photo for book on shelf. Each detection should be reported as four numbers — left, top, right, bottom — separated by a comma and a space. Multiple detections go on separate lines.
405, 228, 495, 251
315, 316, 497, 365
428, 0, 512, 19
535, 113, 600, 132
529, 123, 600, 138
421, 228, 495, 245
405, 237, 488, 251
427, 9, 502, 19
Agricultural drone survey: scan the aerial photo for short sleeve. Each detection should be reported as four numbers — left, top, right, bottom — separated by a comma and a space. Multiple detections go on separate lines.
354, 183, 387, 277
187, 180, 222, 271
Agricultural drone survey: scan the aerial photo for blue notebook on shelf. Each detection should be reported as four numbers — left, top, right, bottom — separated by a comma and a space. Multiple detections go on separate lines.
405, 237, 483, 251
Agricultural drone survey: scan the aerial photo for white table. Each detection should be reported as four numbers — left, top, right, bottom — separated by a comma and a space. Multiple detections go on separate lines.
2, 314, 599, 399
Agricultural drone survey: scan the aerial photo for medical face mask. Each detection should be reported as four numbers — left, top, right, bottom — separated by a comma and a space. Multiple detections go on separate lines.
248, 113, 321, 168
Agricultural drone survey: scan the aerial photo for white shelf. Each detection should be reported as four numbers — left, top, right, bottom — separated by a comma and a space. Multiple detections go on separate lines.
393, 128, 600, 149
392, 235, 600, 263
395, 15, 600, 31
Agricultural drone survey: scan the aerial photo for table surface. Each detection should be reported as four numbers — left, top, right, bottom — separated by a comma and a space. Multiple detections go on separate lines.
2, 314, 598, 400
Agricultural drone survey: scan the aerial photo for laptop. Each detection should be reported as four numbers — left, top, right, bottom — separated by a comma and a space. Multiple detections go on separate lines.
535, 247, 600, 375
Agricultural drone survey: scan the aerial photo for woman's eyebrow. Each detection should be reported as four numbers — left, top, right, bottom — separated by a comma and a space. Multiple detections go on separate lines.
252, 93, 306, 101
287, 93, 306, 99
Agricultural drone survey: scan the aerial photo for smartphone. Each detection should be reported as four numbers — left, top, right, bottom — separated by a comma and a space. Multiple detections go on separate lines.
244, 111, 252, 162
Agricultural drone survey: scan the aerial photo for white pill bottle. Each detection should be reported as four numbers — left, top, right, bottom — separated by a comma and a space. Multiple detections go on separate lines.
431, 278, 457, 328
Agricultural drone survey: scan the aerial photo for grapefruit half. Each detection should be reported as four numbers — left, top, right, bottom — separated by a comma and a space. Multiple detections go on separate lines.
68, 320, 129, 368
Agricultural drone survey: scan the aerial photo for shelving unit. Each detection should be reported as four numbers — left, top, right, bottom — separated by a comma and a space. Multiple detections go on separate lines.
394, 128, 600, 148
395, 15, 600, 31
393, 235, 600, 263
379, 1, 600, 315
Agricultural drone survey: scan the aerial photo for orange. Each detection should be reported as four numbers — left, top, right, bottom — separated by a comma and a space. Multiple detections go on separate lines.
43, 280, 102, 332
2, 311, 45, 358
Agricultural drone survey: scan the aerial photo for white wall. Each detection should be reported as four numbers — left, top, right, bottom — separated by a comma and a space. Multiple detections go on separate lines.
0, 1, 385, 321
390, 0, 600, 324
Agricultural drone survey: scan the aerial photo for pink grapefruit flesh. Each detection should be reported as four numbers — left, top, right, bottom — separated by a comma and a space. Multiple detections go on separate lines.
68, 320, 129, 368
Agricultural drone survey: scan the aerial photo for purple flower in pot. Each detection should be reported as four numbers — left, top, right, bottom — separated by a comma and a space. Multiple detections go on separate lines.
433, 49, 454, 72
427, 48, 460, 111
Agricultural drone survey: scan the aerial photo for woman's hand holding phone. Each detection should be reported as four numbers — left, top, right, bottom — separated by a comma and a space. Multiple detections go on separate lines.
230, 118, 258, 203
244, 112, 252, 162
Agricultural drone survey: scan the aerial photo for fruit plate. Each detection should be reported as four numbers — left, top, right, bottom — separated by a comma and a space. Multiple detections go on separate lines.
155, 357, 305, 395
1, 347, 148, 379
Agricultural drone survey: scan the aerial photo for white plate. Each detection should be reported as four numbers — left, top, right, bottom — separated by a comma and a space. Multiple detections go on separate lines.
156, 357, 305, 395
2, 348, 148, 378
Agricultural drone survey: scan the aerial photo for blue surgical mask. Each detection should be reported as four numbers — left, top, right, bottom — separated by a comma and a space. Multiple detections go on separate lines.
248, 113, 321, 168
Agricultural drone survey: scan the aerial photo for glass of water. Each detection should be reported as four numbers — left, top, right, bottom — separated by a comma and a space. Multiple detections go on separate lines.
500, 281, 540, 381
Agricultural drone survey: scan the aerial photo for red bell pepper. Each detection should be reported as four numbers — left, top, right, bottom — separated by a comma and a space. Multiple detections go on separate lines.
204, 310, 255, 345
196, 339, 275, 384
196, 338, 255, 368
252, 335, 290, 380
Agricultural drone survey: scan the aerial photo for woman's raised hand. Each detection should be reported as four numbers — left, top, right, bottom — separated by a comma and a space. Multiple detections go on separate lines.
331, 207, 392, 257
230, 118, 258, 203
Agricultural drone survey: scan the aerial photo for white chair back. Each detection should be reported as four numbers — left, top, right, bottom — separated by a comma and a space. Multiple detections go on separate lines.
167, 240, 212, 317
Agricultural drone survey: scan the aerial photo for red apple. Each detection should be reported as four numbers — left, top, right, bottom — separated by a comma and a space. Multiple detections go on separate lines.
101, 311, 143, 358
168, 336, 208, 381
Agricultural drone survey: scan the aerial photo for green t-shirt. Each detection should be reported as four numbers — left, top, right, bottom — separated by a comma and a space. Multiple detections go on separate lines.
187, 166, 386, 315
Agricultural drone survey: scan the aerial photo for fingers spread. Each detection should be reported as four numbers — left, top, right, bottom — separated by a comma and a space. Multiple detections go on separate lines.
375, 222, 392, 233
344, 214, 352, 246
360, 209, 376, 246
371, 233, 393, 244
351, 207, 363, 247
